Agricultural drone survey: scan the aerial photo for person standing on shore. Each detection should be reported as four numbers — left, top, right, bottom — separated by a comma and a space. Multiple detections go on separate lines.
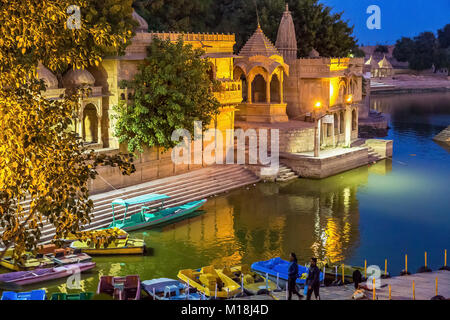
306, 257, 321, 300
288, 253, 303, 300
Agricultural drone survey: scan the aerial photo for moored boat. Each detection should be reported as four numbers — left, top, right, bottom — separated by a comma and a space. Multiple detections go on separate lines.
0, 262, 96, 286
107, 194, 206, 232
251, 257, 324, 288
141, 278, 202, 300
218, 265, 278, 295
51, 292, 94, 300
69, 229, 145, 255
1, 244, 92, 271
1, 290, 46, 300
177, 266, 241, 298
97, 275, 141, 300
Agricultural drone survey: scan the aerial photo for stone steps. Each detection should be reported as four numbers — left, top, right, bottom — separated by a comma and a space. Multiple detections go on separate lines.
1, 165, 260, 245
276, 164, 299, 182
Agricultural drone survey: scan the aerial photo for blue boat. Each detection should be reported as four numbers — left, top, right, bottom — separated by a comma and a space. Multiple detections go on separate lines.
251, 257, 324, 287
1, 290, 46, 300
141, 278, 203, 300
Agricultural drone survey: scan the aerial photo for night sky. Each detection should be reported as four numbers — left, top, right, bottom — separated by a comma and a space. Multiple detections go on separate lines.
319, 0, 450, 45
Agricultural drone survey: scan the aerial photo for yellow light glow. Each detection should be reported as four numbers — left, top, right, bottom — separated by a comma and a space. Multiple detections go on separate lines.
346, 94, 353, 103
314, 101, 322, 109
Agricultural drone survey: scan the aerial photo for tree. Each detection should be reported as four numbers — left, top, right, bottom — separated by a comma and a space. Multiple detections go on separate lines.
113, 38, 221, 153
350, 46, 366, 58
374, 45, 389, 54
134, 0, 216, 33
409, 32, 438, 71
134, 0, 358, 57
438, 24, 450, 49
0, 0, 136, 264
393, 37, 415, 62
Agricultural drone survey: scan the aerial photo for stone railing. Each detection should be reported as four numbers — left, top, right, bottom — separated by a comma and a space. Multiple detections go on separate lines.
213, 80, 242, 105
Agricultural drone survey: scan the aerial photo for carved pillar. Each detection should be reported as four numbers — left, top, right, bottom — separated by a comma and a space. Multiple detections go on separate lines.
247, 75, 252, 103
279, 72, 284, 104
266, 76, 271, 104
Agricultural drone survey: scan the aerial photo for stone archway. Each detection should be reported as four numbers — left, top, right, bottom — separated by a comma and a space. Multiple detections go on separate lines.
83, 104, 98, 143
251, 74, 266, 103
270, 74, 281, 103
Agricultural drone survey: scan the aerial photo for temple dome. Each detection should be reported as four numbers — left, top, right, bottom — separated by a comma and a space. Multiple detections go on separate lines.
239, 25, 280, 58
378, 55, 393, 69
37, 62, 58, 89
132, 9, 148, 33
275, 4, 297, 61
62, 68, 95, 87
365, 55, 379, 69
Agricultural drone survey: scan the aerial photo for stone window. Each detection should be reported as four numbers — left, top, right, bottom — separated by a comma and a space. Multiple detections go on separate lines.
83, 104, 98, 143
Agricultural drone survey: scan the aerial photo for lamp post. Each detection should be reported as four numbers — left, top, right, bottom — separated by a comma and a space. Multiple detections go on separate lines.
313, 102, 322, 158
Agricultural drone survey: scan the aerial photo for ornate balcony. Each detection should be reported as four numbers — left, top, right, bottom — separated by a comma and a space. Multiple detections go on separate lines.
213, 80, 243, 106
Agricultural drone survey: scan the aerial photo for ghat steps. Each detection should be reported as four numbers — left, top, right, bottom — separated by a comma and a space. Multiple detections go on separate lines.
1, 165, 260, 245
276, 165, 299, 182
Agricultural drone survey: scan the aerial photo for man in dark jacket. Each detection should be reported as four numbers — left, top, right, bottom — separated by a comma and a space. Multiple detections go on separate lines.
306, 257, 321, 300
287, 253, 303, 300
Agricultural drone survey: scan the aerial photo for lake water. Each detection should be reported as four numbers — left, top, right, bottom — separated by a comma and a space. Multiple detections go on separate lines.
6, 92, 450, 295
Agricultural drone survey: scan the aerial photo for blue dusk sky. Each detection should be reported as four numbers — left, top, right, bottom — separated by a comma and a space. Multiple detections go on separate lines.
319, 0, 450, 45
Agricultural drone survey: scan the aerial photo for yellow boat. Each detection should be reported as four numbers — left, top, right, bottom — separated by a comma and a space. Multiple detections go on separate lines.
69, 236, 145, 255
0, 245, 85, 271
1, 254, 54, 271
177, 266, 241, 298
219, 265, 278, 295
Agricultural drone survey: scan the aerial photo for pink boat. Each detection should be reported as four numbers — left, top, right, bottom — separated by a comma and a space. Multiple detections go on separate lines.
97, 275, 141, 300
0, 262, 96, 286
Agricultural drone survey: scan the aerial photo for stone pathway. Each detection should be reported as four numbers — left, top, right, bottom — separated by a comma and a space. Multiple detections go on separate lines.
234, 270, 450, 300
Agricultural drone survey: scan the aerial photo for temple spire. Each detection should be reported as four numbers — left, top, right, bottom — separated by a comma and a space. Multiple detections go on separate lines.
275, 3, 298, 62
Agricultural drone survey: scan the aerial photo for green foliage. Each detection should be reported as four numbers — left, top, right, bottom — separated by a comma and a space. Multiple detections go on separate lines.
350, 46, 366, 58
374, 45, 388, 54
0, 0, 136, 261
409, 32, 438, 71
393, 37, 415, 62
113, 38, 221, 153
394, 24, 450, 71
134, 0, 358, 57
437, 24, 450, 49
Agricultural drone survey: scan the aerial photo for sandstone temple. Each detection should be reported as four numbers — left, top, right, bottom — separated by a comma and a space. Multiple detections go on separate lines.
37, 5, 391, 192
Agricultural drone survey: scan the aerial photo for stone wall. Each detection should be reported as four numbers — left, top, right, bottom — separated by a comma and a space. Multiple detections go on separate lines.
281, 148, 369, 179
365, 139, 393, 158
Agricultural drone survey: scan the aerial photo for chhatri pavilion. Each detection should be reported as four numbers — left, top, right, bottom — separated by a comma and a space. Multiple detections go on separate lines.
37, 5, 387, 191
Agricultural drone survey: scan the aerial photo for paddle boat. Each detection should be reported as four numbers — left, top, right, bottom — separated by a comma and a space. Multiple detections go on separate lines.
251, 257, 324, 288
1, 244, 92, 271
177, 266, 241, 299
107, 193, 206, 232
51, 292, 94, 300
69, 229, 146, 255
1, 290, 46, 300
218, 265, 278, 295
0, 262, 96, 286
141, 278, 203, 300
97, 275, 141, 300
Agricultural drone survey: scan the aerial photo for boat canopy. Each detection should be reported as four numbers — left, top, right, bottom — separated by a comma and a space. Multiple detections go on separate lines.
112, 194, 171, 207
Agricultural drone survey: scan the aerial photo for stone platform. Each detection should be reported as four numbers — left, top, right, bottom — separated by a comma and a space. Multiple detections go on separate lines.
235, 270, 450, 300
280, 147, 369, 179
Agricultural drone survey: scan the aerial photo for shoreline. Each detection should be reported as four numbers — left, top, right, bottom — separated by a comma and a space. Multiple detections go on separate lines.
371, 86, 450, 95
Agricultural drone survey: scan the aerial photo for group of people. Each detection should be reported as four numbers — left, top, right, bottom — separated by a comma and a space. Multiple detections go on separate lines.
288, 253, 321, 300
